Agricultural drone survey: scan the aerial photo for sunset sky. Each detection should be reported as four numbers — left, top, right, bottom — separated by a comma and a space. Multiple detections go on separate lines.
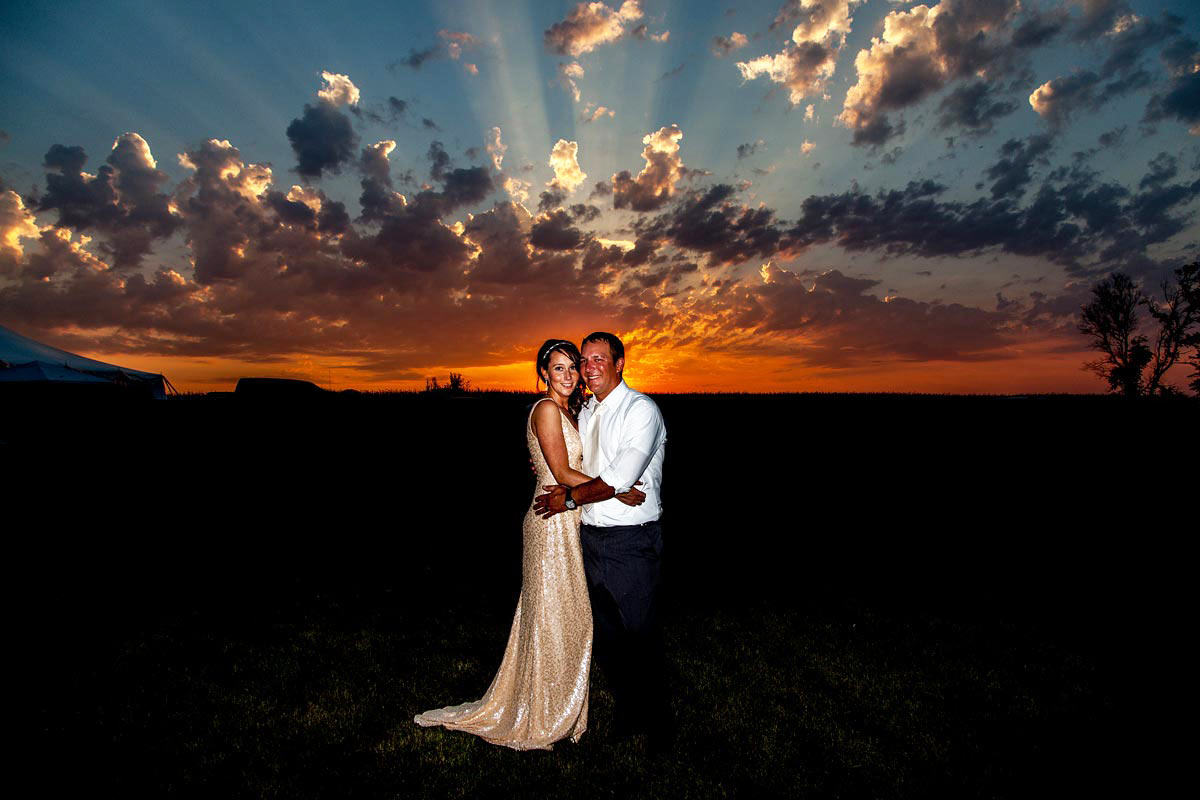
1, 0, 1198, 393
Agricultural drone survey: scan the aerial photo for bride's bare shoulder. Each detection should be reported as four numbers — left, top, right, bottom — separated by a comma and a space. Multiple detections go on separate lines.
529, 397, 559, 428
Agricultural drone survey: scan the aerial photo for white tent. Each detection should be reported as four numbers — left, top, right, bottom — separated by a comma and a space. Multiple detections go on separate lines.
0, 324, 172, 399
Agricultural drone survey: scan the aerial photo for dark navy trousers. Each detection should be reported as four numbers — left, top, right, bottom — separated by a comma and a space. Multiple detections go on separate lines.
580, 520, 669, 732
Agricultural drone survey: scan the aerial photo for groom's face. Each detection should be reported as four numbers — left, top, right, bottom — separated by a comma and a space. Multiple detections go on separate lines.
581, 340, 623, 401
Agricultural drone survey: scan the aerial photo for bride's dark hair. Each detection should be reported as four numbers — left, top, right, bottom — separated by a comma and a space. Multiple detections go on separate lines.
535, 338, 585, 418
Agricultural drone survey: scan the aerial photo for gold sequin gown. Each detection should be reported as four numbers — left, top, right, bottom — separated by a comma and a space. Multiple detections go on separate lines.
414, 399, 592, 750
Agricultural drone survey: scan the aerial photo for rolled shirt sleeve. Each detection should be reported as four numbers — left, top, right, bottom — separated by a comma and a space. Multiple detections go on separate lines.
598, 396, 666, 493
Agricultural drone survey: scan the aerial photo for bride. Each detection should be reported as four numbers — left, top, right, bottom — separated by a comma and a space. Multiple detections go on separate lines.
414, 338, 644, 750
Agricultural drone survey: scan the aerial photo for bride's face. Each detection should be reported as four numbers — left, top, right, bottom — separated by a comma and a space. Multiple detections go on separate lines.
543, 350, 579, 399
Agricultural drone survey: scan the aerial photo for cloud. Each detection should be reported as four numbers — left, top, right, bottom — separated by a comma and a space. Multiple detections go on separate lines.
34, 133, 181, 269
712, 32, 748, 57
581, 103, 615, 122
360, 140, 396, 185
1012, 7, 1068, 48
737, 139, 765, 159
937, 81, 1017, 134
0, 190, 41, 274
737, 0, 861, 104
439, 30, 479, 60
548, 139, 588, 195
287, 100, 359, 179
612, 125, 685, 212
317, 71, 360, 107
1143, 37, 1200, 134
1, 130, 667, 378
544, 0, 644, 57
1072, 0, 1130, 42
1028, 67, 1149, 127
486, 127, 506, 171
503, 176, 531, 205
654, 183, 783, 266
396, 29, 481, 70
558, 62, 584, 102
838, 0, 1021, 146
530, 208, 586, 250
984, 134, 1054, 199
742, 263, 1012, 365
658, 63, 686, 81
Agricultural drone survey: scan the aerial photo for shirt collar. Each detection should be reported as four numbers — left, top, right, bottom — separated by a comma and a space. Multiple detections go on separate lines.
594, 378, 628, 410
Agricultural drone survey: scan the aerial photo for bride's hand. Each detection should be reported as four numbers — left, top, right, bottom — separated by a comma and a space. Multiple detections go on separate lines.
615, 481, 646, 506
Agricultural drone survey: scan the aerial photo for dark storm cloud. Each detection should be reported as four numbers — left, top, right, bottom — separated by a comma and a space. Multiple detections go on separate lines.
569, 203, 601, 222
2, 133, 662, 373
360, 143, 394, 186
1012, 7, 1068, 48
265, 190, 318, 228
838, 0, 1063, 146
1072, 0, 1129, 41
432, 166, 493, 215
530, 209, 585, 250
1030, 68, 1154, 127
937, 81, 1017, 134
43, 144, 88, 174
984, 134, 1054, 199
422, 118, 440, 131
287, 102, 359, 179
538, 188, 568, 213
1143, 37, 1200, 131
644, 183, 782, 267
780, 179, 1090, 268
1059, 177, 1129, 234
1098, 127, 1128, 148
1140, 152, 1178, 189
852, 117, 902, 148
35, 134, 180, 269
427, 140, 452, 181
621, 234, 661, 267
1100, 11, 1183, 74
685, 263, 1015, 367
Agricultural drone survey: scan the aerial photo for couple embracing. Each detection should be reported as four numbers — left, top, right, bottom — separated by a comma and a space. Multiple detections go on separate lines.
415, 332, 670, 751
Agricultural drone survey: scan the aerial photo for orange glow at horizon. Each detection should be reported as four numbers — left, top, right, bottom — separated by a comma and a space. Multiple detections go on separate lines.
68, 334, 1139, 396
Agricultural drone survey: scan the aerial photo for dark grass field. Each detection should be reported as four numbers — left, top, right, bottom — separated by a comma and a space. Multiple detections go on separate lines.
7, 391, 1195, 798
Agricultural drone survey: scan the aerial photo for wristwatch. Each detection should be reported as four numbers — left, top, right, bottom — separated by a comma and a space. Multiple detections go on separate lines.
564, 488, 577, 510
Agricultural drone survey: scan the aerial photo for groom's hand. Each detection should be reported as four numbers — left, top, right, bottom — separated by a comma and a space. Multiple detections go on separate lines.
534, 485, 568, 518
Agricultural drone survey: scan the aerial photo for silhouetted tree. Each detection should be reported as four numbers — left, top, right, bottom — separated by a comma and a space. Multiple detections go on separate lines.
1178, 262, 1200, 395
1144, 262, 1199, 396
1079, 264, 1200, 396
1080, 273, 1151, 396
424, 373, 472, 394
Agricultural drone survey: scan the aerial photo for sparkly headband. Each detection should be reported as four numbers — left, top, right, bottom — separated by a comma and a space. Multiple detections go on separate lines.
541, 339, 576, 357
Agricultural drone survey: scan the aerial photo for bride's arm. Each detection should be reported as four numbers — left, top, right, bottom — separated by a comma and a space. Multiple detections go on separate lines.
531, 401, 592, 487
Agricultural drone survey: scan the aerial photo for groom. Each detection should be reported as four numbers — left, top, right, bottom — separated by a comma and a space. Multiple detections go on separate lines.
534, 331, 670, 747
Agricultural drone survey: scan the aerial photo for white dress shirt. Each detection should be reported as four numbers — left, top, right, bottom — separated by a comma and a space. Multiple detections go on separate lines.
578, 379, 666, 526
